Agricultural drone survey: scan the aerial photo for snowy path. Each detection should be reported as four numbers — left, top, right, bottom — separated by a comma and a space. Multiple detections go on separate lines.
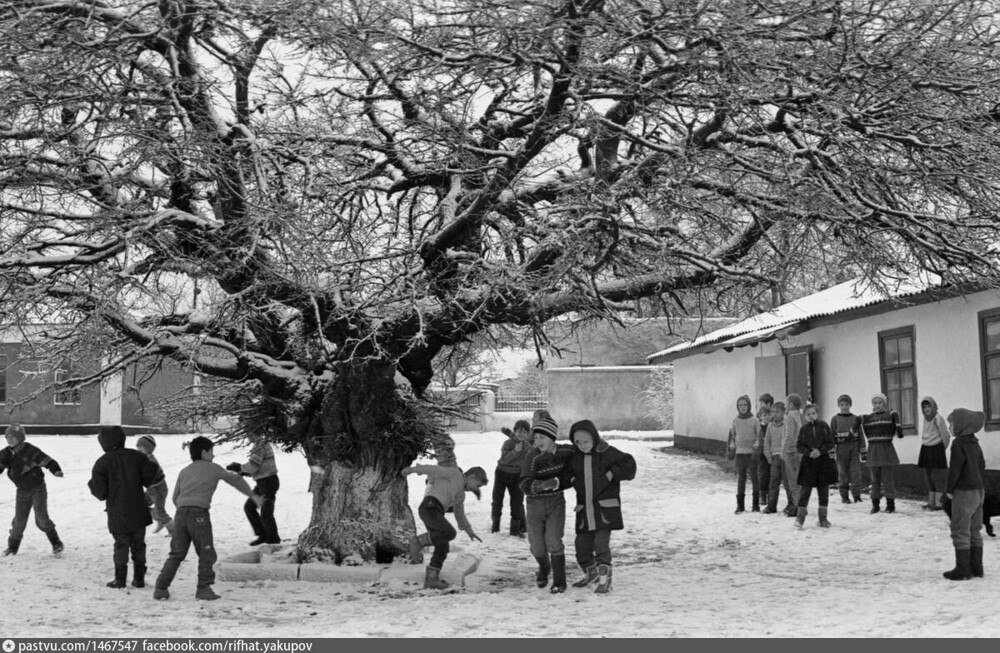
0, 432, 996, 637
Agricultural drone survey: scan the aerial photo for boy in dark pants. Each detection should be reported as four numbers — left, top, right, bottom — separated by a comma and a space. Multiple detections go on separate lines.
404, 463, 487, 589
153, 436, 261, 601
491, 419, 531, 536
942, 408, 987, 581
830, 394, 865, 504
89, 425, 163, 588
226, 436, 281, 546
0, 423, 64, 556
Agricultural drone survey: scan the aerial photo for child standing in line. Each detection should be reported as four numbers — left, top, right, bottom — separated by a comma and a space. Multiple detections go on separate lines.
0, 423, 64, 556
756, 394, 775, 509
794, 404, 837, 529
859, 393, 904, 514
89, 425, 162, 588
763, 402, 792, 514
136, 435, 173, 535
564, 420, 636, 594
830, 394, 865, 504
728, 395, 761, 514
918, 397, 950, 512
491, 419, 531, 537
152, 436, 262, 601
404, 463, 487, 589
780, 394, 804, 517
942, 408, 986, 581
519, 416, 574, 594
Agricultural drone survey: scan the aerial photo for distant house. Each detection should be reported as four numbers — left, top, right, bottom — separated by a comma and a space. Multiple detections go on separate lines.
1, 326, 202, 435
647, 278, 1000, 492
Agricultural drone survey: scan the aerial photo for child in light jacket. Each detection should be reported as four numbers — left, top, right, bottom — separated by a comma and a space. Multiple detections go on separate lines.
763, 402, 792, 514
728, 395, 761, 514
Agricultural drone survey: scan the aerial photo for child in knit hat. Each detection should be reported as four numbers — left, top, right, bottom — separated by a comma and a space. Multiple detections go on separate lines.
519, 415, 574, 593
136, 435, 173, 535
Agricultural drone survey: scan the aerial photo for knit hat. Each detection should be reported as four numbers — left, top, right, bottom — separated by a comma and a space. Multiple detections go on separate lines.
871, 393, 888, 404
532, 416, 559, 441
4, 423, 25, 445
136, 435, 156, 451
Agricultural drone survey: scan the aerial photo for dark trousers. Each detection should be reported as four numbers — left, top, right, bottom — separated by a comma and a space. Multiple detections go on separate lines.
491, 469, 526, 525
111, 528, 147, 578
526, 494, 566, 558
10, 483, 56, 540
870, 466, 896, 500
418, 496, 456, 569
245, 475, 280, 542
155, 506, 217, 590
798, 483, 830, 508
574, 529, 612, 569
735, 453, 759, 498
836, 441, 863, 494
757, 453, 771, 500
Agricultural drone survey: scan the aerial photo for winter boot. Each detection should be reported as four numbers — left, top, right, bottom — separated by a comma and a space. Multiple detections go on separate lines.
922, 492, 935, 510
549, 553, 567, 594
46, 529, 63, 554
840, 489, 851, 504
3, 537, 20, 556
132, 564, 146, 588
943, 548, 973, 581
424, 565, 450, 590
783, 504, 796, 517
509, 519, 525, 538
751, 494, 760, 512
594, 564, 613, 594
534, 554, 552, 588
885, 498, 896, 514
795, 507, 807, 529
929, 492, 943, 511
870, 497, 881, 514
490, 516, 500, 534
408, 533, 432, 565
152, 587, 170, 600
106, 565, 127, 588
572, 564, 599, 588
818, 507, 831, 528
735, 494, 746, 515
195, 585, 221, 600
852, 490, 862, 503
971, 546, 984, 578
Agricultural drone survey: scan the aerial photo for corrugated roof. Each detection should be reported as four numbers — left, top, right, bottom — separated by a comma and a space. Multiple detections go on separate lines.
646, 275, 939, 361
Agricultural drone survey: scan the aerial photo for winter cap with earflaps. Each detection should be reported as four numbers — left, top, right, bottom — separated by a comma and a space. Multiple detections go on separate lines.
532, 416, 559, 441
136, 435, 157, 450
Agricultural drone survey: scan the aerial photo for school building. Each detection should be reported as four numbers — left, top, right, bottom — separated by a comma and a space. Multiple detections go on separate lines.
647, 277, 1000, 493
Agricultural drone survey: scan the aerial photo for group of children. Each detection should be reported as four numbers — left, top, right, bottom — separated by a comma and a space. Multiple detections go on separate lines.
730, 392, 989, 580
0, 423, 282, 600
407, 410, 638, 594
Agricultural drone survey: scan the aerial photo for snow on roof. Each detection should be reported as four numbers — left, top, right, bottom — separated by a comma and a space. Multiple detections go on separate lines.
646, 275, 939, 361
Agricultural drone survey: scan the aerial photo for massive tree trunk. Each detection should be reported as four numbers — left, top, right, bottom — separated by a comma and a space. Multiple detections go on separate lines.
292, 358, 447, 563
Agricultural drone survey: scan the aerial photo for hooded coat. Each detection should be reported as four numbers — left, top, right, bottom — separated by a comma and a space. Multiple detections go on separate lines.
88, 426, 162, 533
946, 409, 986, 494
563, 420, 637, 533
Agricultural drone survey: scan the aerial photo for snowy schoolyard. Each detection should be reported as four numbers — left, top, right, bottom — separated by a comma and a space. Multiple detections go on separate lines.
1, 429, 998, 638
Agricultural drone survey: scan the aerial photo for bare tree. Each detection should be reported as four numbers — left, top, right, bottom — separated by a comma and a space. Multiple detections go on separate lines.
3, 0, 1000, 560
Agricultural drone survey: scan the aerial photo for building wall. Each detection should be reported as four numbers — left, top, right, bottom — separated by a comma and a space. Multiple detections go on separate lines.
547, 366, 665, 435
671, 289, 1000, 489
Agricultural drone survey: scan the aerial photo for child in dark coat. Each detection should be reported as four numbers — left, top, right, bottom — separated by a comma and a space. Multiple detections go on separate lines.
564, 420, 636, 594
942, 408, 987, 581
89, 425, 163, 588
795, 404, 837, 529
0, 423, 64, 556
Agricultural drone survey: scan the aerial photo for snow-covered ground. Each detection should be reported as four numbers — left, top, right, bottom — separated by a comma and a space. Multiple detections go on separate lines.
0, 430, 997, 638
